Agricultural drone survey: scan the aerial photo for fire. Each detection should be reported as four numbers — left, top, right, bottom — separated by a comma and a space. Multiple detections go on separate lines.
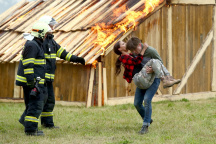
88, 0, 164, 59
143, 0, 162, 15
92, 60, 98, 69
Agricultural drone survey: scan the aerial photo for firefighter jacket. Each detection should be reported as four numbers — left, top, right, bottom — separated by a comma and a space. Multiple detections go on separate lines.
16, 38, 46, 86
43, 34, 78, 82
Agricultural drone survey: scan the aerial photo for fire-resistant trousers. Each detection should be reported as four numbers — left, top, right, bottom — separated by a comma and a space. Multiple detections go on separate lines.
41, 81, 55, 127
22, 85, 47, 132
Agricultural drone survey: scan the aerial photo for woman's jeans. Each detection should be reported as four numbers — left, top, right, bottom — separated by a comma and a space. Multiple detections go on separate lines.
134, 78, 160, 126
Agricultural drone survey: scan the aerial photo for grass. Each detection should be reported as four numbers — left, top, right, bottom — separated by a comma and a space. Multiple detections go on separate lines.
0, 98, 216, 144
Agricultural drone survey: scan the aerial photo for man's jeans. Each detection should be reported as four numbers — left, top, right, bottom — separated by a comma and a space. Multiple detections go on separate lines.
134, 78, 160, 126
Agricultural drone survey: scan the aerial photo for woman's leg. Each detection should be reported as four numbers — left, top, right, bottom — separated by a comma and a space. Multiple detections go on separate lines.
146, 59, 170, 78
148, 59, 181, 88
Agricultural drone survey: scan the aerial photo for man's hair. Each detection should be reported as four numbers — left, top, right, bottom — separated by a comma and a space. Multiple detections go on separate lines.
126, 37, 141, 51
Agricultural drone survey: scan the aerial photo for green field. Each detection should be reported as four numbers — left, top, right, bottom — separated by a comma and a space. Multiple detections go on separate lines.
0, 98, 215, 144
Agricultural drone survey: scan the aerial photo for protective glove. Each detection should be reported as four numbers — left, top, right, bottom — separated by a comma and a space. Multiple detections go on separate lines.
27, 81, 35, 89
76, 57, 85, 65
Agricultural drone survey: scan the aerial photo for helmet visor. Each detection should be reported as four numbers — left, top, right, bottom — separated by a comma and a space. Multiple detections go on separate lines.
49, 18, 58, 26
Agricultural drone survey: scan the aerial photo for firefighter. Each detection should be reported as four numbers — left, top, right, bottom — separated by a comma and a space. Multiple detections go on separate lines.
16, 22, 52, 136
37, 15, 85, 129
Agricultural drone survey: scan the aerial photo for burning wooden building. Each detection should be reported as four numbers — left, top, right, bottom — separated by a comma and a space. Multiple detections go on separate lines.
0, 0, 216, 106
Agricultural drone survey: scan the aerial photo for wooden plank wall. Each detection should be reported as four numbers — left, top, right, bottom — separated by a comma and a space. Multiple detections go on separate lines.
0, 63, 16, 98
0, 62, 90, 102
105, 5, 213, 97
172, 5, 213, 94
53, 63, 91, 102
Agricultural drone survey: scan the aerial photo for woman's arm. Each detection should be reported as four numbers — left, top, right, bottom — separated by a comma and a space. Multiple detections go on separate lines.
140, 43, 148, 55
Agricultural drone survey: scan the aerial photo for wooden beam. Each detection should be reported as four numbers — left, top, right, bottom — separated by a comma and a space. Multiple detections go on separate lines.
154, 91, 216, 102
107, 91, 216, 106
103, 68, 108, 105
98, 62, 102, 107
55, 87, 60, 101
86, 66, 95, 108
107, 96, 134, 106
55, 101, 85, 107
21, 86, 24, 98
13, 62, 20, 98
174, 28, 213, 94
0, 98, 24, 103
212, 6, 216, 91
169, 0, 215, 5
167, 6, 173, 94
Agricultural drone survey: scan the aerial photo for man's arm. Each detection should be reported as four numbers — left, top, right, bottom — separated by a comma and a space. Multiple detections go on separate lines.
145, 46, 163, 63
54, 40, 85, 65
143, 45, 163, 73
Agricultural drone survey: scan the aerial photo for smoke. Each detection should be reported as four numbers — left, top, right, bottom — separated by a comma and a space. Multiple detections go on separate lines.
0, 0, 36, 14
0, 0, 22, 14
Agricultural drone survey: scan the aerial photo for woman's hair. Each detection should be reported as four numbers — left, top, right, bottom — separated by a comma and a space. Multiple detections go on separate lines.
113, 41, 122, 75
126, 37, 141, 51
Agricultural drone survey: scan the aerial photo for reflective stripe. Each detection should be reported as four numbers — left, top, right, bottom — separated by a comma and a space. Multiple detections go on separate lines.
41, 112, 53, 117
16, 75, 27, 83
56, 47, 64, 57
24, 68, 34, 74
65, 53, 72, 61
45, 73, 55, 79
22, 58, 45, 65
34, 59, 46, 65
22, 58, 35, 65
39, 79, 45, 84
16, 75, 45, 84
25, 116, 39, 123
45, 53, 56, 59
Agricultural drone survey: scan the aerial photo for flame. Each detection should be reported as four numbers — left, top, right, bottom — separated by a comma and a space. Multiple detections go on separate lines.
88, 0, 164, 57
92, 60, 98, 69
112, 5, 127, 18
76, 0, 165, 65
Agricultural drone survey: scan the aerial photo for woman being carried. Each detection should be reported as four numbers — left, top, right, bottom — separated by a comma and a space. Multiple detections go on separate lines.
114, 40, 180, 89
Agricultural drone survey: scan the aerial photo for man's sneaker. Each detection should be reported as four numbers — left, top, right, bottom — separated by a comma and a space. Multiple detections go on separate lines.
141, 119, 153, 124
139, 125, 148, 134
150, 119, 153, 124
25, 130, 45, 136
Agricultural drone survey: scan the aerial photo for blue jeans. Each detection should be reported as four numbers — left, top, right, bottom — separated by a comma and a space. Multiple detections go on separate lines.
134, 78, 160, 126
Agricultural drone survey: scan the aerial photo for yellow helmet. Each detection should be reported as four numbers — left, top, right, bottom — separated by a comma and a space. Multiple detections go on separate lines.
38, 15, 58, 26
31, 22, 52, 39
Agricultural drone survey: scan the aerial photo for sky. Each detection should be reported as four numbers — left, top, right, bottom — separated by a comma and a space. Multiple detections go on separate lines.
0, 0, 35, 14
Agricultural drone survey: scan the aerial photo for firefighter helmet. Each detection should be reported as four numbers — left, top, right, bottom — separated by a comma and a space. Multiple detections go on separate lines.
31, 22, 52, 39
38, 15, 58, 26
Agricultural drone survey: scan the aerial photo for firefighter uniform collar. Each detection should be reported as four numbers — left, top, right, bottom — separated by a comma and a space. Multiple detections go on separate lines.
33, 38, 43, 46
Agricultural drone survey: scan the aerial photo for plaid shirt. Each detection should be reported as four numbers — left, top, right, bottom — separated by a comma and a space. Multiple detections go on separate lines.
119, 54, 143, 83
